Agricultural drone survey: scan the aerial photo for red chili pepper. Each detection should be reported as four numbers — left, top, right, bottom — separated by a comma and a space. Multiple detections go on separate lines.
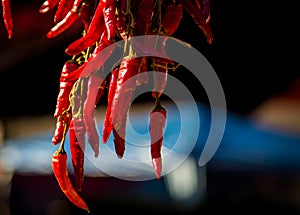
161, 3, 183, 36
69, 118, 85, 191
83, 73, 106, 158
102, 0, 117, 40
52, 145, 90, 212
149, 97, 167, 179
47, 0, 84, 39
133, 0, 154, 36
111, 57, 142, 158
52, 60, 80, 145
115, 0, 129, 40
65, 1, 106, 55
1, 0, 13, 39
74, 35, 115, 77
102, 67, 119, 144
54, 0, 75, 23
39, 0, 60, 13
181, 0, 213, 44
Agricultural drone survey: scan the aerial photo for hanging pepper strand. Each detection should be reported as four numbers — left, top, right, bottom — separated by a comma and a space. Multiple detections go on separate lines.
65, 1, 105, 56
1, 0, 13, 39
181, 0, 213, 44
69, 118, 85, 192
102, 67, 119, 144
149, 96, 167, 179
52, 144, 90, 212
111, 57, 142, 158
83, 73, 106, 157
52, 60, 80, 145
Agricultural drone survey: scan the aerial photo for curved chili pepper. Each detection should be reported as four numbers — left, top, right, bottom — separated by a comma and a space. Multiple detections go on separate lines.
115, 0, 129, 40
83, 73, 106, 158
102, 67, 119, 144
54, 0, 75, 23
111, 57, 142, 158
161, 3, 183, 36
102, 0, 117, 40
133, 0, 154, 36
39, 0, 60, 13
65, 1, 105, 55
52, 60, 80, 145
47, 0, 84, 39
2, 0, 13, 39
181, 0, 213, 44
74, 35, 115, 78
149, 97, 167, 179
69, 118, 85, 191
52, 145, 90, 212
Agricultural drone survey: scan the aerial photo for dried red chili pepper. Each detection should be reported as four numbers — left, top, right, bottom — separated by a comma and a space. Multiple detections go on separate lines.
161, 3, 183, 36
181, 0, 213, 44
102, 0, 116, 40
102, 67, 119, 144
69, 118, 85, 191
83, 73, 106, 157
54, 0, 75, 23
47, 0, 84, 39
52, 144, 90, 212
115, 0, 129, 40
39, 0, 60, 13
52, 60, 80, 145
111, 57, 142, 158
65, 1, 105, 55
1, 0, 13, 39
74, 34, 115, 78
133, 0, 154, 36
149, 96, 167, 179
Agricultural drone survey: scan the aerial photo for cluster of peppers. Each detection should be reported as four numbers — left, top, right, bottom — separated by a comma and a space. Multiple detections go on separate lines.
2, 0, 212, 212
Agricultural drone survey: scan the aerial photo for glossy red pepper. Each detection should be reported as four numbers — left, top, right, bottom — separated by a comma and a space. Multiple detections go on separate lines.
181, 0, 213, 44
111, 57, 142, 158
149, 97, 167, 179
133, 0, 154, 36
102, 67, 119, 144
69, 118, 85, 191
52, 60, 80, 145
65, 1, 105, 55
54, 0, 75, 23
1, 0, 13, 39
83, 73, 106, 157
47, 0, 84, 39
39, 0, 60, 13
115, 0, 129, 40
52, 145, 90, 212
102, 0, 117, 40
161, 3, 183, 36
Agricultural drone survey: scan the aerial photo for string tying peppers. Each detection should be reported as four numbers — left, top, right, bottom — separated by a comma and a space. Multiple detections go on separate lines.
2, 0, 213, 211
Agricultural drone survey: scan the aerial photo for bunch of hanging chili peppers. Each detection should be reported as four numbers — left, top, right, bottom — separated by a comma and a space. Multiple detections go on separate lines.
2, 0, 212, 212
